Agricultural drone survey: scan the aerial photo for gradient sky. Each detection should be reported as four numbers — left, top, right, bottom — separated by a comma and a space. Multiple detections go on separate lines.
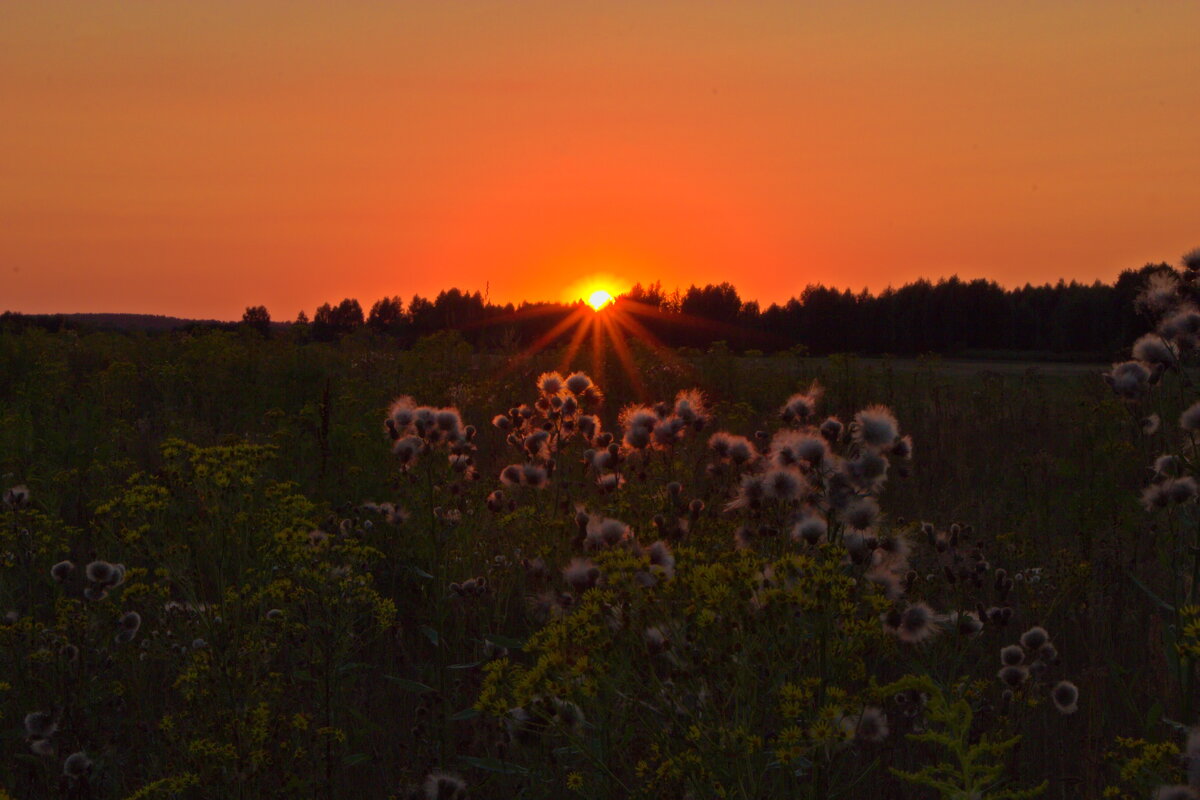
3, 2, 1199, 319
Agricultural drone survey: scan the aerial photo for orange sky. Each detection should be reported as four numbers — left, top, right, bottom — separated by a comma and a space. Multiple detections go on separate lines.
3, 2, 1199, 319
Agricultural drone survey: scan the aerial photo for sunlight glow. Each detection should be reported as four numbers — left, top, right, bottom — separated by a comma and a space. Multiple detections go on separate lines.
587, 289, 614, 311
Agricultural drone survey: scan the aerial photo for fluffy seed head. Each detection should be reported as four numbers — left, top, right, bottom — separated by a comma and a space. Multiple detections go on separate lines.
1019, 626, 1050, 650
1051, 680, 1079, 714
843, 497, 880, 530
62, 751, 91, 779
854, 405, 899, 449
50, 561, 74, 583
1103, 361, 1151, 398
537, 371, 565, 396
1133, 334, 1177, 365
998, 665, 1030, 688
850, 707, 889, 743
1000, 645, 1024, 666
423, 772, 468, 800
565, 372, 593, 395
24, 711, 57, 738
85, 560, 114, 584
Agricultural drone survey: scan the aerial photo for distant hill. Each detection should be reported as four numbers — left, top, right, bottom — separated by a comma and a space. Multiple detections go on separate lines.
61, 313, 229, 331
0, 312, 235, 332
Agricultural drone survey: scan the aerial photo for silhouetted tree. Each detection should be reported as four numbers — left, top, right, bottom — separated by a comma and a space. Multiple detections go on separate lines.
312, 299, 364, 341
367, 296, 405, 335
241, 305, 271, 337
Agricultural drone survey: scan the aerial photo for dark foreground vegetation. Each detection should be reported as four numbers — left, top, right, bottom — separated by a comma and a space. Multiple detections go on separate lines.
2, 261, 1178, 358
2, 253, 1200, 799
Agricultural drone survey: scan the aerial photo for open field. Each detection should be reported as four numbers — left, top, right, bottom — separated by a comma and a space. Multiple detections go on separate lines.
0, 326, 1187, 799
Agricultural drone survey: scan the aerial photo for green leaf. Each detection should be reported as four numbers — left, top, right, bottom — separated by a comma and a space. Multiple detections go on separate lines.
342, 753, 371, 767
421, 626, 440, 647
1125, 569, 1176, 614
450, 707, 480, 721
459, 756, 528, 775
448, 661, 483, 670
484, 634, 524, 650
384, 675, 435, 693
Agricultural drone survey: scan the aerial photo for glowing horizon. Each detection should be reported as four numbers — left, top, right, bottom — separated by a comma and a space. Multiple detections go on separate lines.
3, 3, 1199, 320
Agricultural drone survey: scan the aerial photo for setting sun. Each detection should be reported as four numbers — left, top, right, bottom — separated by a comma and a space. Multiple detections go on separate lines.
587, 289, 614, 311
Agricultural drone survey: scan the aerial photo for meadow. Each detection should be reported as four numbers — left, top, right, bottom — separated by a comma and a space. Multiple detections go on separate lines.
0, 283, 1193, 799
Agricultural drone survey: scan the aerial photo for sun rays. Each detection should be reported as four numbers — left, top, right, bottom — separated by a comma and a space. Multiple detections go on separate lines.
490, 291, 715, 399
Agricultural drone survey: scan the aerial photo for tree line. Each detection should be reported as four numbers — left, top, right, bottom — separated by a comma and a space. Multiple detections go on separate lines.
2, 263, 1177, 359
248, 264, 1169, 358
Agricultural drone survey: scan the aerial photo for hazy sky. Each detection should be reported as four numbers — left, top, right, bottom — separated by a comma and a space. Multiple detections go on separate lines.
3, 2, 1199, 319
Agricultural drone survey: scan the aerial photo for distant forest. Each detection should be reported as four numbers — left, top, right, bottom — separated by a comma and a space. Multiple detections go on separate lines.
3, 263, 1177, 359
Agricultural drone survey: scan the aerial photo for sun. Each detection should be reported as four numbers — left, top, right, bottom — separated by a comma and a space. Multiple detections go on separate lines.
587, 289, 615, 311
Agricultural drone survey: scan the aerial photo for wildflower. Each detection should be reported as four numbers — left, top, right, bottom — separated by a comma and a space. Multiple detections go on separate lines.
1142, 482, 1171, 510
853, 405, 899, 449
1183, 403, 1200, 432
1019, 626, 1050, 650
726, 474, 766, 511
652, 416, 688, 447
551, 698, 586, 734
538, 371, 565, 396
392, 435, 425, 465
1000, 645, 1024, 666
387, 396, 418, 432
819, 416, 844, 442
3, 485, 31, 509
521, 463, 548, 489
647, 540, 675, 578
565, 372, 593, 395
997, 665, 1030, 688
1161, 307, 1200, 345
492, 414, 513, 432
1154, 787, 1199, 800
1038, 641, 1059, 663
1103, 360, 1151, 398
563, 558, 601, 593
842, 497, 880, 531
499, 464, 523, 487
846, 450, 889, 491
25, 711, 57, 739
953, 611, 984, 636
1166, 477, 1199, 504
434, 408, 463, 436
1138, 271, 1180, 313
62, 751, 91, 779
770, 430, 828, 468
673, 389, 708, 427
792, 512, 827, 545
847, 707, 889, 743
584, 517, 633, 551
85, 560, 115, 584
781, 382, 823, 423
886, 602, 940, 643
763, 467, 804, 501
644, 625, 670, 654
1051, 680, 1078, 714
620, 405, 658, 450
50, 561, 74, 583
422, 772, 468, 800
1133, 334, 1177, 365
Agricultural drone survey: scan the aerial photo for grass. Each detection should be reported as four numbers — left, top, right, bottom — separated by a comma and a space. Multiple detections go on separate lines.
0, 324, 1185, 799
